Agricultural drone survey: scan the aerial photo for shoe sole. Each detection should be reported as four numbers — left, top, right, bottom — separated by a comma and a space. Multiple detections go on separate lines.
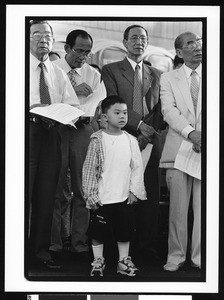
117, 270, 138, 277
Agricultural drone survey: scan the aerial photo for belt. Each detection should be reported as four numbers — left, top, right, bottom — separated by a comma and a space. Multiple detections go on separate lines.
29, 114, 57, 129
75, 117, 91, 128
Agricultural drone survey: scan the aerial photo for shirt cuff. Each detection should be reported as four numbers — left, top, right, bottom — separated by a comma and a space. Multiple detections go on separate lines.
137, 120, 143, 130
181, 124, 195, 139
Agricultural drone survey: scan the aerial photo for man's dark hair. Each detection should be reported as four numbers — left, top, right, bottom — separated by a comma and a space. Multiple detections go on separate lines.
101, 95, 127, 114
66, 29, 93, 48
123, 24, 148, 41
30, 20, 53, 35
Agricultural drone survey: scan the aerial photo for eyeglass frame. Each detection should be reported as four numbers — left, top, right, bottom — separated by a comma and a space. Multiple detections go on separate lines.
71, 48, 93, 58
128, 36, 148, 44
181, 39, 202, 50
30, 33, 54, 41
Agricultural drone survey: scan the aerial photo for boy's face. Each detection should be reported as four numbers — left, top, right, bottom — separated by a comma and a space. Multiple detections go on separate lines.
103, 103, 128, 130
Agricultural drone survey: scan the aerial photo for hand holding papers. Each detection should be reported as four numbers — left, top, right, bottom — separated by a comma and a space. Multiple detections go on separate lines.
174, 140, 201, 180
80, 81, 107, 116
30, 103, 85, 127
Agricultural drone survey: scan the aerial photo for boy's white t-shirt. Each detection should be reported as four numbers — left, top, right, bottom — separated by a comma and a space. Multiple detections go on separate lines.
98, 131, 132, 205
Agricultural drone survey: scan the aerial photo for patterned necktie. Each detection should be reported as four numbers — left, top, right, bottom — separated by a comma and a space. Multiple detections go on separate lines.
133, 64, 143, 116
190, 70, 199, 114
67, 69, 77, 90
39, 62, 51, 104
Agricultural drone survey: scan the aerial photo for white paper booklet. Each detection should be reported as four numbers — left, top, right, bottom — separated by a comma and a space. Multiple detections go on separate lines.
80, 81, 107, 116
141, 143, 153, 171
174, 140, 201, 180
30, 103, 85, 127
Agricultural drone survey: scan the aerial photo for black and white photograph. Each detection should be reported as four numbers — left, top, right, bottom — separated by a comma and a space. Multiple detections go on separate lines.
4, 3, 221, 298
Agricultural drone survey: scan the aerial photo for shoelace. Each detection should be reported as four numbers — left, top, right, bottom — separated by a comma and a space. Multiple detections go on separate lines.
123, 257, 135, 267
92, 258, 104, 267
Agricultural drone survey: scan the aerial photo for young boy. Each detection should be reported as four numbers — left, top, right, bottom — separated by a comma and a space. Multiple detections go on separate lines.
82, 95, 147, 277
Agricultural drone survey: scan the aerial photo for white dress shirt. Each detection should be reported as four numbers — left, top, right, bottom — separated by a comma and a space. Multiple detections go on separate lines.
30, 54, 79, 108
53, 58, 101, 106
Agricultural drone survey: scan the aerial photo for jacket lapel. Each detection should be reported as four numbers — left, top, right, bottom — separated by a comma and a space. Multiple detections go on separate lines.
143, 63, 153, 96
176, 66, 195, 117
121, 58, 134, 86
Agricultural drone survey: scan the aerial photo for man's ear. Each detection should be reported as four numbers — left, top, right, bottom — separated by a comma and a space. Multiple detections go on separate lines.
176, 49, 183, 59
123, 39, 128, 50
64, 44, 70, 54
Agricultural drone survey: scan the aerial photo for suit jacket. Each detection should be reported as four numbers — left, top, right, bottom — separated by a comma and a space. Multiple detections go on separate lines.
101, 58, 164, 166
159, 64, 202, 168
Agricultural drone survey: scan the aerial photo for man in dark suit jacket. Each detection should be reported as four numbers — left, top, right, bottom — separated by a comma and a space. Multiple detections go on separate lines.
101, 25, 164, 263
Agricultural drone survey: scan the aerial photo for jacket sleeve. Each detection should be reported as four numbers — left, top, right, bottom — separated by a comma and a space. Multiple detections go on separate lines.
82, 138, 101, 210
160, 73, 192, 134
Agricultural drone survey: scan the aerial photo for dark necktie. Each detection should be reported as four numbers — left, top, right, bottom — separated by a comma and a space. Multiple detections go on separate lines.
67, 69, 77, 90
39, 62, 51, 104
190, 70, 199, 114
133, 64, 143, 115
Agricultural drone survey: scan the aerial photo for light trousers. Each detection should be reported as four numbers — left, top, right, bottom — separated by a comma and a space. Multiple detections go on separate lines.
166, 168, 201, 266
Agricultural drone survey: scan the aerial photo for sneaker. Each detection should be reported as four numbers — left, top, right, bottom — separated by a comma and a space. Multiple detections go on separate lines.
117, 256, 139, 276
90, 257, 105, 277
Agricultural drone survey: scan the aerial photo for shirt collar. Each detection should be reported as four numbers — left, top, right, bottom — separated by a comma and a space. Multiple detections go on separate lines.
127, 57, 143, 71
183, 63, 202, 78
30, 53, 50, 72
64, 56, 83, 76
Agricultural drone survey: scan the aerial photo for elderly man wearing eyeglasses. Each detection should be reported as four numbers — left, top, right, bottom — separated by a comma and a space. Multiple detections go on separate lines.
101, 25, 166, 266
160, 32, 202, 272
50, 30, 104, 262
29, 20, 80, 270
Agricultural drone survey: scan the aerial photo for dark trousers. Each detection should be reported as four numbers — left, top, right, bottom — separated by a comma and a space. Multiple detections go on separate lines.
135, 165, 160, 250
50, 124, 92, 253
29, 122, 61, 261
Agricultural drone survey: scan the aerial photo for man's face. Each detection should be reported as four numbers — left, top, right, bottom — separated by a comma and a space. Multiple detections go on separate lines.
65, 36, 92, 69
123, 27, 148, 59
30, 23, 54, 60
177, 33, 202, 67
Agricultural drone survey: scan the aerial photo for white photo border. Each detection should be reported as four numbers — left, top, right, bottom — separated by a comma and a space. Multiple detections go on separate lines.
5, 4, 220, 293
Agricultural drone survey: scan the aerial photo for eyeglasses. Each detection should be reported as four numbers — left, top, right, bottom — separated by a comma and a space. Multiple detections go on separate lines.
30, 33, 53, 41
71, 48, 92, 58
129, 36, 148, 44
182, 39, 202, 50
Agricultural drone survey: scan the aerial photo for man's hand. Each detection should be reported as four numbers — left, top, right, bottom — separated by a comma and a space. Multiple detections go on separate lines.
188, 130, 201, 147
137, 134, 150, 151
74, 83, 93, 97
192, 144, 201, 153
127, 192, 138, 205
139, 122, 157, 140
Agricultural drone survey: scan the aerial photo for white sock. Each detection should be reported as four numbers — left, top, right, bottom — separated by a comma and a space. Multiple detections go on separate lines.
117, 241, 130, 261
92, 244, 104, 259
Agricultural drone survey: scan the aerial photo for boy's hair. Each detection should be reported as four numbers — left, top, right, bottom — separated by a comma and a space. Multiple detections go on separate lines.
101, 95, 127, 114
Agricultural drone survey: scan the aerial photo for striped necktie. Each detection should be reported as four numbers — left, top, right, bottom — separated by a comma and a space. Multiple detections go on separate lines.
133, 64, 143, 116
67, 69, 77, 90
190, 70, 199, 114
39, 62, 51, 104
